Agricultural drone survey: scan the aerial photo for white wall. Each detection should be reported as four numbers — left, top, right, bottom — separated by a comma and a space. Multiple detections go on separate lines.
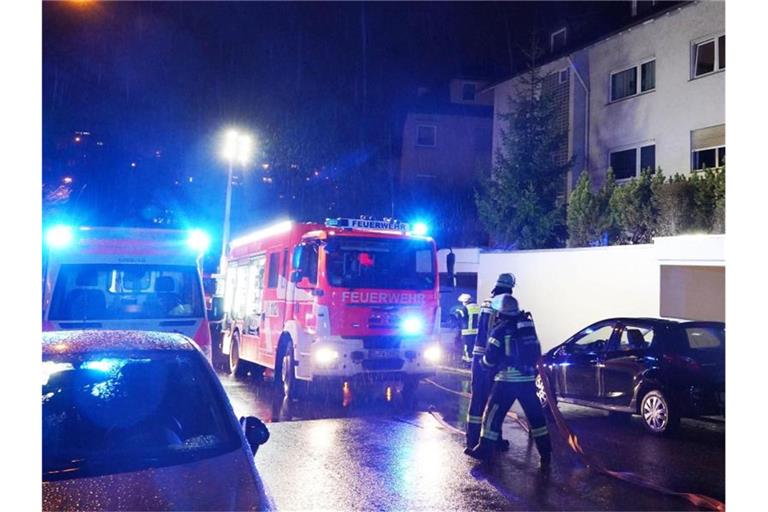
436, 247, 480, 274
586, 1, 725, 182
476, 234, 724, 352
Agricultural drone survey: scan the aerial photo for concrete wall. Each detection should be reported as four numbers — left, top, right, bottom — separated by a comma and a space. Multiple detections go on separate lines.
586, 1, 725, 183
476, 234, 724, 352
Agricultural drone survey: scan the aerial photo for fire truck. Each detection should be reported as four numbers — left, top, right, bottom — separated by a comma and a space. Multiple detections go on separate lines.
42, 226, 213, 358
218, 218, 442, 400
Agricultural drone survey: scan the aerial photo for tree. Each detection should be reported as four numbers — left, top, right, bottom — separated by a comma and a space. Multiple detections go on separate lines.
476, 37, 571, 249
609, 169, 663, 244
567, 170, 617, 247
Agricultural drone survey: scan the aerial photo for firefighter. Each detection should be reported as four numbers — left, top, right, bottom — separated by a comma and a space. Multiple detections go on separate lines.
456, 293, 480, 364
465, 294, 552, 471
464, 273, 515, 450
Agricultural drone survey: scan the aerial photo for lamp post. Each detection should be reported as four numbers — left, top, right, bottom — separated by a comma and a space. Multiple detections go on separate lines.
219, 129, 254, 271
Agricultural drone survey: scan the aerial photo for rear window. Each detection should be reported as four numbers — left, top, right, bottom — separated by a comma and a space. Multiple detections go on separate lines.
42, 350, 241, 481
684, 326, 725, 350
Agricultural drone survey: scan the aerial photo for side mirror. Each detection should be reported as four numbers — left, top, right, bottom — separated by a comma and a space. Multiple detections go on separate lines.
209, 296, 224, 322
240, 416, 269, 455
290, 269, 302, 283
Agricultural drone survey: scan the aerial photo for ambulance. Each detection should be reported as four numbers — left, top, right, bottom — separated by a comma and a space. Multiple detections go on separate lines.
219, 218, 442, 400
42, 225, 213, 358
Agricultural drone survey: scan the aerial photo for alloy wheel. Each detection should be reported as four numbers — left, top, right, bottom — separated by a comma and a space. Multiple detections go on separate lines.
642, 393, 668, 433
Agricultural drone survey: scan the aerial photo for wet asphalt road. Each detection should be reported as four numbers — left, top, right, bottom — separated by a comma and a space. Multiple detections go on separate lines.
219, 365, 725, 510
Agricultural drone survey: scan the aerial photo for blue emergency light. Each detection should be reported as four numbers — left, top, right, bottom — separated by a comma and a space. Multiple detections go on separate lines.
187, 229, 211, 253
401, 315, 425, 336
411, 222, 429, 236
45, 225, 74, 249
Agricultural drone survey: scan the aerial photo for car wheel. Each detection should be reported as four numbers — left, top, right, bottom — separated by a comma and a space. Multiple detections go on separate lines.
640, 390, 679, 435
229, 332, 249, 379
535, 373, 548, 407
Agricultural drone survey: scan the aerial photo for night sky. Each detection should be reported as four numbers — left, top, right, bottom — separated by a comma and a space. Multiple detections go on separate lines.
42, 1, 630, 249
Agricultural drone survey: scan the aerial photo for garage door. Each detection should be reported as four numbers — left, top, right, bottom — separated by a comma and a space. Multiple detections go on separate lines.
660, 265, 725, 321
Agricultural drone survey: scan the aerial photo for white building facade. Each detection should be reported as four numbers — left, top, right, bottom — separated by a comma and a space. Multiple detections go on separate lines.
490, 0, 725, 190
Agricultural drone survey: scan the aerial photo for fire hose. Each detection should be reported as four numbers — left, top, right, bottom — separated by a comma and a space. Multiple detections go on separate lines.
426, 366, 725, 511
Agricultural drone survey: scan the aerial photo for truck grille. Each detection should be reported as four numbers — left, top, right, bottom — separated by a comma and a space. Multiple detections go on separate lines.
362, 336, 401, 349
362, 358, 404, 371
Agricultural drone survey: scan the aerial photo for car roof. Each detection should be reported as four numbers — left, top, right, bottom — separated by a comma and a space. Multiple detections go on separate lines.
42, 330, 197, 357
599, 317, 725, 328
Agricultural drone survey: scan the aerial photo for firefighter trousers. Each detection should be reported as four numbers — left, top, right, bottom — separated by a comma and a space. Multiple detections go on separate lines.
466, 355, 503, 448
461, 335, 475, 361
479, 380, 551, 457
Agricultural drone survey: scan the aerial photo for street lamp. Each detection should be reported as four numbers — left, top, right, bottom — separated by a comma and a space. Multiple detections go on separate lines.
219, 128, 255, 270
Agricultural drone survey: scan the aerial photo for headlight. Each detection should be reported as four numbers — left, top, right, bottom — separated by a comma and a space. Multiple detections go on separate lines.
314, 347, 339, 365
423, 344, 441, 363
401, 316, 424, 336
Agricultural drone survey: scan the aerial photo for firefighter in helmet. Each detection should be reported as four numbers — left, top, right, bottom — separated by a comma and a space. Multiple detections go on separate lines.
456, 293, 480, 364
464, 273, 515, 451
465, 293, 552, 471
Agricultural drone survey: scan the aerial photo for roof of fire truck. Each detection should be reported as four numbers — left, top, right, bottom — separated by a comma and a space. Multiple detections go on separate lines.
228, 218, 433, 258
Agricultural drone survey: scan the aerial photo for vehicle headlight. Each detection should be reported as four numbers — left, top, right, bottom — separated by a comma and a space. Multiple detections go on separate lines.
314, 347, 339, 365
401, 316, 424, 336
423, 344, 441, 363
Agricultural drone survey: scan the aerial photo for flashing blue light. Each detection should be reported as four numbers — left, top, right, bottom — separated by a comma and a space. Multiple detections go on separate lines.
45, 225, 74, 249
412, 222, 429, 236
187, 229, 211, 253
81, 358, 122, 373
401, 316, 425, 336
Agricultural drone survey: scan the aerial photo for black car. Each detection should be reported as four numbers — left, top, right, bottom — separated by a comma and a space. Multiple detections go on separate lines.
536, 318, 725, 435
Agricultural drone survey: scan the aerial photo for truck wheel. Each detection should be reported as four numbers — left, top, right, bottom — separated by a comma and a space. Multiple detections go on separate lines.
276, 342, 300, 400
402, 376, 420, 409
229, 332, 249, 379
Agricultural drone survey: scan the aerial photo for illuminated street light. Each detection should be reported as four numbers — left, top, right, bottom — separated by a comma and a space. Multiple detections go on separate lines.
219, 128, 256, 270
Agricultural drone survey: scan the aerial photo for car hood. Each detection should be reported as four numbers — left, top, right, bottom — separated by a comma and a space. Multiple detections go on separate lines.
43, 448, 271, 511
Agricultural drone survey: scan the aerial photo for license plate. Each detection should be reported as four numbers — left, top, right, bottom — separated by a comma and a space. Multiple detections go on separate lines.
369, 349, 399, 359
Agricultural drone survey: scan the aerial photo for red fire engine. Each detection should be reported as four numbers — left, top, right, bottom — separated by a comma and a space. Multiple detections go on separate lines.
217, 218, 442, 400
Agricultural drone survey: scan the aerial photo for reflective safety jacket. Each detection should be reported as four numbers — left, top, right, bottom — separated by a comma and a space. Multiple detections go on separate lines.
481, 312, 542, 382
472, 299, 497, 357
457, 302, 480, 337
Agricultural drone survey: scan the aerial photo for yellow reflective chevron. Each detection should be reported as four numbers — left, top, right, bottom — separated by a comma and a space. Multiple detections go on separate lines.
531, 425, 549, 437
488, 337, 501, 348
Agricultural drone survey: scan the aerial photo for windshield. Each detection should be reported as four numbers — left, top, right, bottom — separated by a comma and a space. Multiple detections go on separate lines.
49, 264, 204, 321
325, 237, 435, 290
42, 350, 241, 481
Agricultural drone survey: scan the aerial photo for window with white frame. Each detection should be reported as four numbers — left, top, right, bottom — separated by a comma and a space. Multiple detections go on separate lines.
610, 59, 655, 101
609, 143, 656, 180
550, 28, 567, 53
691, 124, 725, 170
693, 34, 725, 78
558, 68, 569, 84
416, 125, 436, 147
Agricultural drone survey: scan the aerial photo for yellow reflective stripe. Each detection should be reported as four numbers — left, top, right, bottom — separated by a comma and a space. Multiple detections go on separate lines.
481, 404, 499, 439
467, 304, 481, 314
517, 321, 534, 328
531, 426, 549, 437
495, 374, 535, 382
461, 328, 478, 335
488, 337, 501, 347
472, 347, 486, 355
467, 415, 483, 424
504, 335, 513, 356
481, 430, 499, 441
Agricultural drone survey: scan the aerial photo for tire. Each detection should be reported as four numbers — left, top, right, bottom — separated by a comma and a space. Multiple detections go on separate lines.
229, 332, 249, 379
640, 389, 679, 435
535, 373, 548, 408
402, 376, 420, 409
210, 327, 226, 371
276, 342, 299, 400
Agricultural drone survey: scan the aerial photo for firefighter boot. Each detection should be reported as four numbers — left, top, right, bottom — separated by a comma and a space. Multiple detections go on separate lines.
464, 439, 495, 461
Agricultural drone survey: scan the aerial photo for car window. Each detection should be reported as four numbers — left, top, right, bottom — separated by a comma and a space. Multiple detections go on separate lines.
568, 324, 615, 352
42, 350, 242, 481
685, 326, 724, 350
617, 324, 655, 351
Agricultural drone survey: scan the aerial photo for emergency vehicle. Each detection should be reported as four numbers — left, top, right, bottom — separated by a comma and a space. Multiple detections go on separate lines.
42, 226, 213, 358
219, 218, 442, 399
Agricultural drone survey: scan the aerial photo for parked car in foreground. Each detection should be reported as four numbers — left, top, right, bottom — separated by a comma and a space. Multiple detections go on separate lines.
536, 318, 725, 435
42, 330, 272, 511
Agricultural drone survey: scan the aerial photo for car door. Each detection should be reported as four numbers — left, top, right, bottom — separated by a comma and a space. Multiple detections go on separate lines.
600, 322, 656, 408
556, 321, 617, 401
